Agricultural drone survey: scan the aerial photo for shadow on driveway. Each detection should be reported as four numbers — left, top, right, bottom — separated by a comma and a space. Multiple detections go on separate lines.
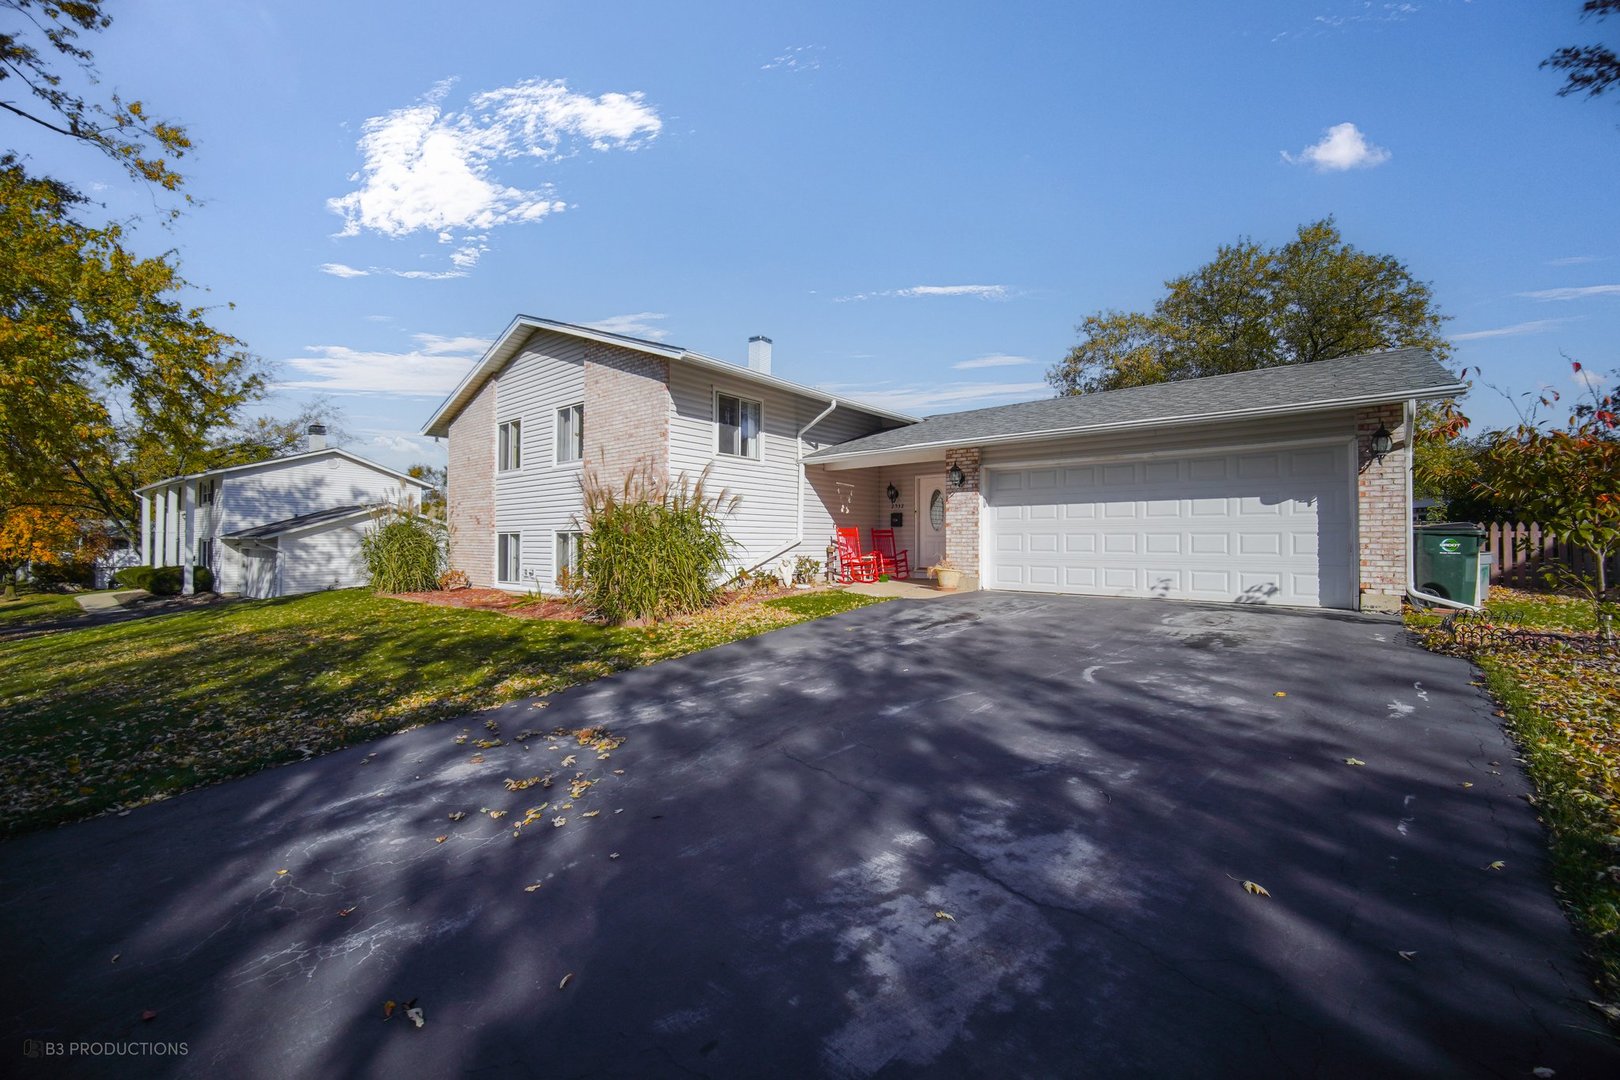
1, 592, 1614, 1077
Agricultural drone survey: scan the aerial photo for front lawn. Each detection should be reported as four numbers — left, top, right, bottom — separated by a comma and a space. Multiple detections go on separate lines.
0, 587, 882, 836
0, 591, 86, 625
1409, 589, 1620, 1004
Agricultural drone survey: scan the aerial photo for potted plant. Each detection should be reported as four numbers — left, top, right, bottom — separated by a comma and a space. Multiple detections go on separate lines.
930, 559, 963, 591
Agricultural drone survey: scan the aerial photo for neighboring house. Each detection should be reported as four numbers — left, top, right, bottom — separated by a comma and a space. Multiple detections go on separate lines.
135, 429, 432, 599
426, 317, 1465, 613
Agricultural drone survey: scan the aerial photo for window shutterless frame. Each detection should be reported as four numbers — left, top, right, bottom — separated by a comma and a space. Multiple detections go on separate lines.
555, 403, 584, 464
555, 530, 583, 582
498, 420, 523, 472
497, 532, 522, 583
715, 391, 762, 459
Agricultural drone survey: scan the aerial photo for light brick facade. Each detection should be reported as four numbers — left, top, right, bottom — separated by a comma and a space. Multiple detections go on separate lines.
447, 379, 496, 586
943, 447, 982, 589
1355, 402, 1409, 613
582, 343, 671, 487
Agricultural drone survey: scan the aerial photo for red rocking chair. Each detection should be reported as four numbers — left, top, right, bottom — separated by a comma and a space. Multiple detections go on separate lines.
834, 527, 879, 584
869, 529, 911, 579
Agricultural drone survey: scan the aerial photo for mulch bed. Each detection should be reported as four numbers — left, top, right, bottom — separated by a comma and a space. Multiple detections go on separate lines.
388, 588, 584, 620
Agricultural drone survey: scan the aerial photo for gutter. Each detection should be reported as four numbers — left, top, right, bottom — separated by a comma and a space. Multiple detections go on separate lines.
1404, 397, 1477, 611
741, 399, 840, 577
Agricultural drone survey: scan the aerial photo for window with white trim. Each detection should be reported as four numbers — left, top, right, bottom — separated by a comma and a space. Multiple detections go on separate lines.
497, 532, 522, 582
555, 530, 583, 583
555, 403, 583, 464
498, 420, 522, 472
716, 392, 761, 459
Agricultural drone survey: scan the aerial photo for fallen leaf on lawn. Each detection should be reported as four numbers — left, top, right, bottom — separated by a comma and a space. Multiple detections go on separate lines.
1344, 758, 1366, 767
448, 811, 466, 821
1273, 691, 1287, 698
140, 1010, 157, 1022
337, 907, 356, 917
1398, 950, 1416, 961
525, 883, 543, 892
934, 911, 955, 922
1486, 860, 1505, 871
434, 835, 448, 844
383, 1000, 396, 1019
1242, 880, 1271, 897
558, 973, 574, 990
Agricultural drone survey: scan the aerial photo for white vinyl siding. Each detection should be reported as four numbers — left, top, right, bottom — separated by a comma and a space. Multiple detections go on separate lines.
279, 525, 368, 594
497, 532, 522, 583
669, 363, 895, 571
493, 330, 588, 589
716, 392, 762, 459
555, 403, 583, 464
498, 420, 523, 472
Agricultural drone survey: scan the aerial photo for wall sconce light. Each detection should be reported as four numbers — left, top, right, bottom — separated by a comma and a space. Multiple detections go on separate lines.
886, 483, 899, 506
1370, 424, 1393, 461
947, 464, 964, 487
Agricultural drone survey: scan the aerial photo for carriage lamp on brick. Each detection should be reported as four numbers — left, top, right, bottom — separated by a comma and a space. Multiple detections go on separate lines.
947, 464, 964, 487
1370, 424, 1393, 461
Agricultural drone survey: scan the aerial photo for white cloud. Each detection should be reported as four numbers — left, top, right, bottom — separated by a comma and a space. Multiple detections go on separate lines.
952, 353, 1035, 370
836, 284, 1010, 303
1519, 284, 1620, 301
275, 332, 491, 397
1546, 255, 1602, 267
763, 45, 823, 72
1572, 366, 1610, 389
820, 380, 1049, 414
320, 262, 371, 278
1282, 122, 1391, 172
370, 432, 429, 455
1450, 319, 1570, 341
583, 312, 671, 341
326, 77, 660, 276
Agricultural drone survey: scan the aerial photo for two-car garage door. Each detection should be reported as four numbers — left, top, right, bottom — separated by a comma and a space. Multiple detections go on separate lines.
986, 444, 1355, 609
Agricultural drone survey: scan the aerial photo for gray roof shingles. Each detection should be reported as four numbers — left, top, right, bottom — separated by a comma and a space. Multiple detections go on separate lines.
226, 504, 371, 540
807, 347, 1462, 461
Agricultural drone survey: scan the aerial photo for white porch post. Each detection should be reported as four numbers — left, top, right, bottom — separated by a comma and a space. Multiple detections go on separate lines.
165, 486, 179, 565
181, 482, 195, 595
139, 493, 152, 567
153, 489, 166, 566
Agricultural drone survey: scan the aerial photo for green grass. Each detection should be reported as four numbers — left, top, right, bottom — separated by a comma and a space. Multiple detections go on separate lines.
1409, 591, 1620, 1003
0, 587, 886, 836
0, 591, 87, 625
762, 590, 881, 618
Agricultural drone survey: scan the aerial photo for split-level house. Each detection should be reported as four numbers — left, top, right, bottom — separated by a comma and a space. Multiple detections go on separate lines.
136, 429, 431, 598
425, 316, 1465, 612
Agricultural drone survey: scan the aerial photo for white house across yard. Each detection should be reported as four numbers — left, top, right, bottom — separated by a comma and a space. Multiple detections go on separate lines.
135, 430, 432, 598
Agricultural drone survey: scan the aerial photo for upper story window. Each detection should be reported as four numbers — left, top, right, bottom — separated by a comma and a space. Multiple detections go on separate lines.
199, 479, 217, 506
556, 403, 583, 464
716, 392, 762, 459
498, 419, 522, 472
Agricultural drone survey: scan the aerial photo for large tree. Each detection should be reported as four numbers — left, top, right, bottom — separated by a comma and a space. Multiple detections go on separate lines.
1544, 1, 1620, 103
1047, 218, 1451, 395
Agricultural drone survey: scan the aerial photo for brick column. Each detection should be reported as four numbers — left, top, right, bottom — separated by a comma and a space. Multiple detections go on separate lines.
582, 343, 670, 488
944, 447, 982, 589
1356, 403, 1408, 613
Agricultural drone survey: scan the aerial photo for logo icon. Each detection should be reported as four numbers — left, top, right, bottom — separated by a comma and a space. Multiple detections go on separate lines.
1438, 538, 1462, 555
23, 1040, 43, 1059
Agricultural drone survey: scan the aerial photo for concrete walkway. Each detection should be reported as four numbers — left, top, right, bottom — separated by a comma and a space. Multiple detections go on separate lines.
841, 578, 957, 600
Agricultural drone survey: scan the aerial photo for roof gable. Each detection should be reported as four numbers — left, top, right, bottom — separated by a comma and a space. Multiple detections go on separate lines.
135, 448, 433, 494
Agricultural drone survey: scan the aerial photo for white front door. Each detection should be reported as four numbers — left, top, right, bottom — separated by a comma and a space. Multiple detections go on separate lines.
915, 476, 948, 569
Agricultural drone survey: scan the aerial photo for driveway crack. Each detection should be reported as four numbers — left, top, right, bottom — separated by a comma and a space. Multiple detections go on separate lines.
779, 750, 882, 800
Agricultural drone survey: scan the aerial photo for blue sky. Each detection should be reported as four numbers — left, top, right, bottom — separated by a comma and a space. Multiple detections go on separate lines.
11, 0, 1619, 469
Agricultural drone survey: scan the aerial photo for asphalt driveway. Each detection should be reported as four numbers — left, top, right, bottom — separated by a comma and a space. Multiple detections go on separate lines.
2, 593, 1615, 1077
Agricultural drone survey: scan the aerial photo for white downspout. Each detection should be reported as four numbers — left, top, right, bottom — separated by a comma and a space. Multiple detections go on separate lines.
1404, 397, 1476, 611
742, 398, 839, 575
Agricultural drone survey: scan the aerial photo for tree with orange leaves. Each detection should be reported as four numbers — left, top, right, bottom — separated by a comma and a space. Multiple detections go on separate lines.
0, 504, 103, 599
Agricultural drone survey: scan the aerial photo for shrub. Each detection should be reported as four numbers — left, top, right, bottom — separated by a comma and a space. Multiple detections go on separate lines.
792, 556, 822, 585
437, 568, 470, 591
576, 462, 738, 624
113, 565, 213, 595
360, 509, 445, 594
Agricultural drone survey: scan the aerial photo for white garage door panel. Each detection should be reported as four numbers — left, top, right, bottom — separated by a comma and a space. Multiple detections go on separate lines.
988, 446, 1354, 609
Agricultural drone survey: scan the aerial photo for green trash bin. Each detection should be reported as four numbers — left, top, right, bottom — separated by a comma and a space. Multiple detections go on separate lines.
1414, 522, 1488, 606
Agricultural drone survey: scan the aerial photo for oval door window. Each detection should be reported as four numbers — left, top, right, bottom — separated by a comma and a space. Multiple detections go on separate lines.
928, 489, 945, 530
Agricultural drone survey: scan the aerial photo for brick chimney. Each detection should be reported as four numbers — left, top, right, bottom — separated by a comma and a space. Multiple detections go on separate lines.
748, 335, 773, 375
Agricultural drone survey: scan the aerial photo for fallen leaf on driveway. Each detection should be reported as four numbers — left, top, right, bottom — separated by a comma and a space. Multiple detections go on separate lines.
1459, 782, 1473, 789
1532, 1068, 1555, 1079
582, 810, 600, 818
561, 754, 577, 767
609, 852, 620, 859
383, 1000, 396, 1020
1241, 880, 1271, 897
406, 1004, 425, 1029
1398, 950, 1416, 961
558, 973, 574, 990
140, 1010, 157, 1022
1273, 691, 1287, 698
524, 883, 542, 892
1591, 1000, 1620, 1022
276, 869, 288, 876
1486, 860, 1505, 871
110, 954, 120, 964
434, 835, 448, 844
337, 907, 356, 917
934, 911, 955, 922
488, 809, 508, 820
1344, 758, 1366, 766
553, 817, 567, 827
